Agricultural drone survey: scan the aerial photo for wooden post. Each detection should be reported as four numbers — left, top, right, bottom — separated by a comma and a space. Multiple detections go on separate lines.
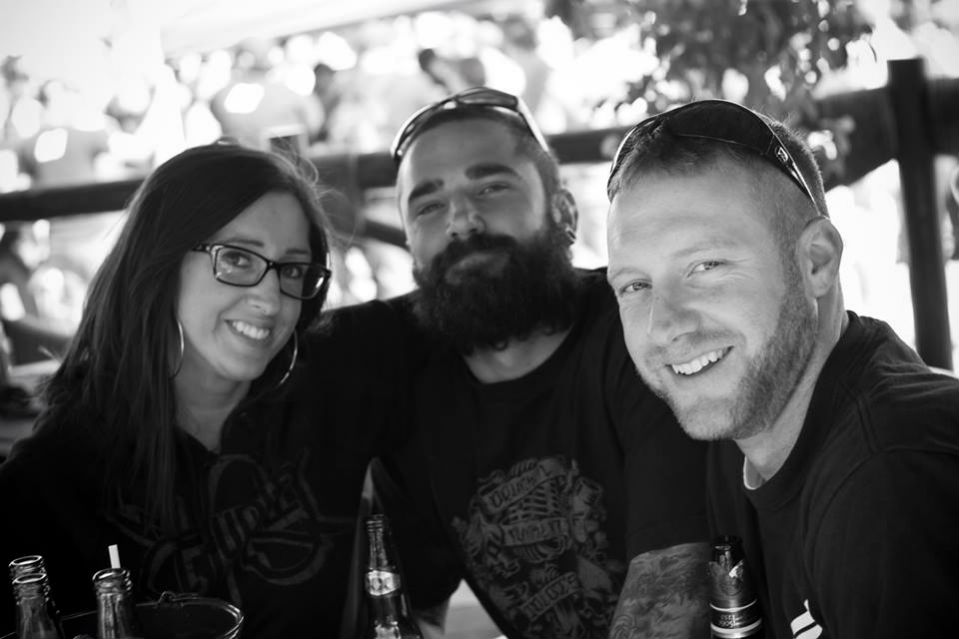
887, 58, 953, 370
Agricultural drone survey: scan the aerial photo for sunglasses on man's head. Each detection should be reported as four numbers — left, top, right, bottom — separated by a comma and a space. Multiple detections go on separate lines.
390, 87, 551, 164
606, 99, 816, 210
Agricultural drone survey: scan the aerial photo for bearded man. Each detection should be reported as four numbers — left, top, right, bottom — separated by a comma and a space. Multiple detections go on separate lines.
366, 88, 712, 639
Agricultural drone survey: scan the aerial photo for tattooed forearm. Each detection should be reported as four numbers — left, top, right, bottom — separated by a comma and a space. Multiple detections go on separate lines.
609, 542, 710, 639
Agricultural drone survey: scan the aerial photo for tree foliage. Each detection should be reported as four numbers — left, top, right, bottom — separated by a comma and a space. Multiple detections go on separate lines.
550, 0, 872, 113
546, 0, 878, 181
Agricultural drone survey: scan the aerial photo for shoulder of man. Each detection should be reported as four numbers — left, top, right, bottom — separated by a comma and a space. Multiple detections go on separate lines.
798, 312, 958, 559
569, 265, 659, 397
814, 312, 958, 456
798, 416, 959, 636
305, 294, 419, 353
570, 266, 625, 341
298, 295, 427, 415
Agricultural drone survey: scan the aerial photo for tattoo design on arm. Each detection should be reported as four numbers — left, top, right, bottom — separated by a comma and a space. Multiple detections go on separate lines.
609, 542, 710, 639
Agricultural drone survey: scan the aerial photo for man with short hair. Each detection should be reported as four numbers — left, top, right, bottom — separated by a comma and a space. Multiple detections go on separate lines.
374, 88, 712, 638
605, 100, 959, 637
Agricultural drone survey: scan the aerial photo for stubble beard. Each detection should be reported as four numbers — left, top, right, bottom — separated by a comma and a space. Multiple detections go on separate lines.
643, 261, 817, 441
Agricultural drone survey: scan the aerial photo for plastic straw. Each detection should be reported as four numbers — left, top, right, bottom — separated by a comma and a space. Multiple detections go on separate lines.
108, 544, 120, 569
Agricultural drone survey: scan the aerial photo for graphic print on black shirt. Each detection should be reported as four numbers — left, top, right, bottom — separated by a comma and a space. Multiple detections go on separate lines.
107, 450, 354, 606
451, 455, 624, 637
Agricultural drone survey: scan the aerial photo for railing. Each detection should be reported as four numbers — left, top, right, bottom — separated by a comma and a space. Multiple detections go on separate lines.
1, 59, 956, 368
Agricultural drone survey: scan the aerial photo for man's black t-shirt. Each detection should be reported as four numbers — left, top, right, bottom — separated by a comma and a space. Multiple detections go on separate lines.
0, 299, 418, 638
708, 312, 959, 638
379, 269, 709, 638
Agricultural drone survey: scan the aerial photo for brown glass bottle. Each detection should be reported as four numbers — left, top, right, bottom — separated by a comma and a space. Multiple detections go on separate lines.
708, 535, 763, 638
92, 568, 143, 639
364, 514, 423, 639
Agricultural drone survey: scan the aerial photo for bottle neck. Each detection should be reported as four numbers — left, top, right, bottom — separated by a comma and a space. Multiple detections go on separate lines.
13, 574, 56, 613
366, 521, 390, 569
93, 568, 134, 596
15, 579, 48, 606
93, 568, 142, 639
14, 576, 60, 639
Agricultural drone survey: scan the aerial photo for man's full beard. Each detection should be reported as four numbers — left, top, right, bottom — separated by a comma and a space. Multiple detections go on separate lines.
412, 224, 581, 354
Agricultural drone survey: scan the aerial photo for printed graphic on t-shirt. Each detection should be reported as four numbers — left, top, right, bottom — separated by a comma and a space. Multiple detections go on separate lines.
108, 451, 353, 604
790, 599, 823, 639
451, 456, 624, 637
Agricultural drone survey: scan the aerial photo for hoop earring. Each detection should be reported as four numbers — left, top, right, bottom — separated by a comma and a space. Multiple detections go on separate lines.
274, 331, 299, 390
563, 225, 577, 245
171, 319, 185, 377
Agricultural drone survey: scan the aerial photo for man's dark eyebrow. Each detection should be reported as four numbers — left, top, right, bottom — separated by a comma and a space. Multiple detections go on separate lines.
465, 162, 521, 180
406, 163, 521, 206
407, 179, 443, 204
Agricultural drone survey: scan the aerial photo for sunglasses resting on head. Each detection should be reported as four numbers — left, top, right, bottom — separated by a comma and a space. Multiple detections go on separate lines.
607, 99, 818, 213
390, 87, 550, 164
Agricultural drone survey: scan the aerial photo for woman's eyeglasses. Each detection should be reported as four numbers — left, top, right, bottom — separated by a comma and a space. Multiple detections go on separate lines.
390, 87, 550, 163
607, 99, 816, 210
192, 243, 330, 300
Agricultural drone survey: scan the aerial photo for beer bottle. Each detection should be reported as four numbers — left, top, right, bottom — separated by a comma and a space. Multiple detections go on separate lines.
92, 568, 143, 639
12, 574, 62, 639
364, 514, 422, 639
708, 535, 763, 639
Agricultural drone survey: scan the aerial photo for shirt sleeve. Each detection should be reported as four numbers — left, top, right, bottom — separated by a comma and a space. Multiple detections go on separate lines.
606, 316, 710, 559
811, 449, 959, 636
301, 296, 426, 454
371, 441, 464, 610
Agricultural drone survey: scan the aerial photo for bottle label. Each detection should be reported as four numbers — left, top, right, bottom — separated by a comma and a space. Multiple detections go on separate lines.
710, 599, 763, 638
709, 544, 762, 638
366, 569, 401, 597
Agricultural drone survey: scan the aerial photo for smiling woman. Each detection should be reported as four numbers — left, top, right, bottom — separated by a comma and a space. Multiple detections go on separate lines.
0, 143, 418, 637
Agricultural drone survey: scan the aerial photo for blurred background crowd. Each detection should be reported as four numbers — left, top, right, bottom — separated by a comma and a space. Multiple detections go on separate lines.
0, 0, 957, 368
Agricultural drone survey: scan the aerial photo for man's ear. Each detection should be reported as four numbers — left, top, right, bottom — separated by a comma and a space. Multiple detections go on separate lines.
551, 188, 579, 243
798, 216, 843, 297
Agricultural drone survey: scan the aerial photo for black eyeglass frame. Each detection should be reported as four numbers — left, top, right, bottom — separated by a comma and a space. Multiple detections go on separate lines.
191, 243, 331, 300
607, 99, 817, 212
390, 87, 551, 164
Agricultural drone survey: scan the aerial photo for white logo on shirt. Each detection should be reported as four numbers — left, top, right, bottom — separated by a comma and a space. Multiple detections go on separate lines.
790, 599, 823, 639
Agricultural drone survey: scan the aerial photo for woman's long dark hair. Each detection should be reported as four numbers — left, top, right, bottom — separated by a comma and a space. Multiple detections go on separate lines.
37, 143, 331, 532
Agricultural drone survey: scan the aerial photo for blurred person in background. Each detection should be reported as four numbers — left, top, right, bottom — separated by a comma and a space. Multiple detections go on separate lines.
210, 37, 322, 155
0, 143, 419, 637
309, 61, 342, 144
173, 53, 225, 149
15, 80, 109, 188
418, 48, 471, 95
0, 222, 73, 364
370, 87, 710, 638
457, 55, 487, 89
1, 56, 43, 146
500, 16, 551, 118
